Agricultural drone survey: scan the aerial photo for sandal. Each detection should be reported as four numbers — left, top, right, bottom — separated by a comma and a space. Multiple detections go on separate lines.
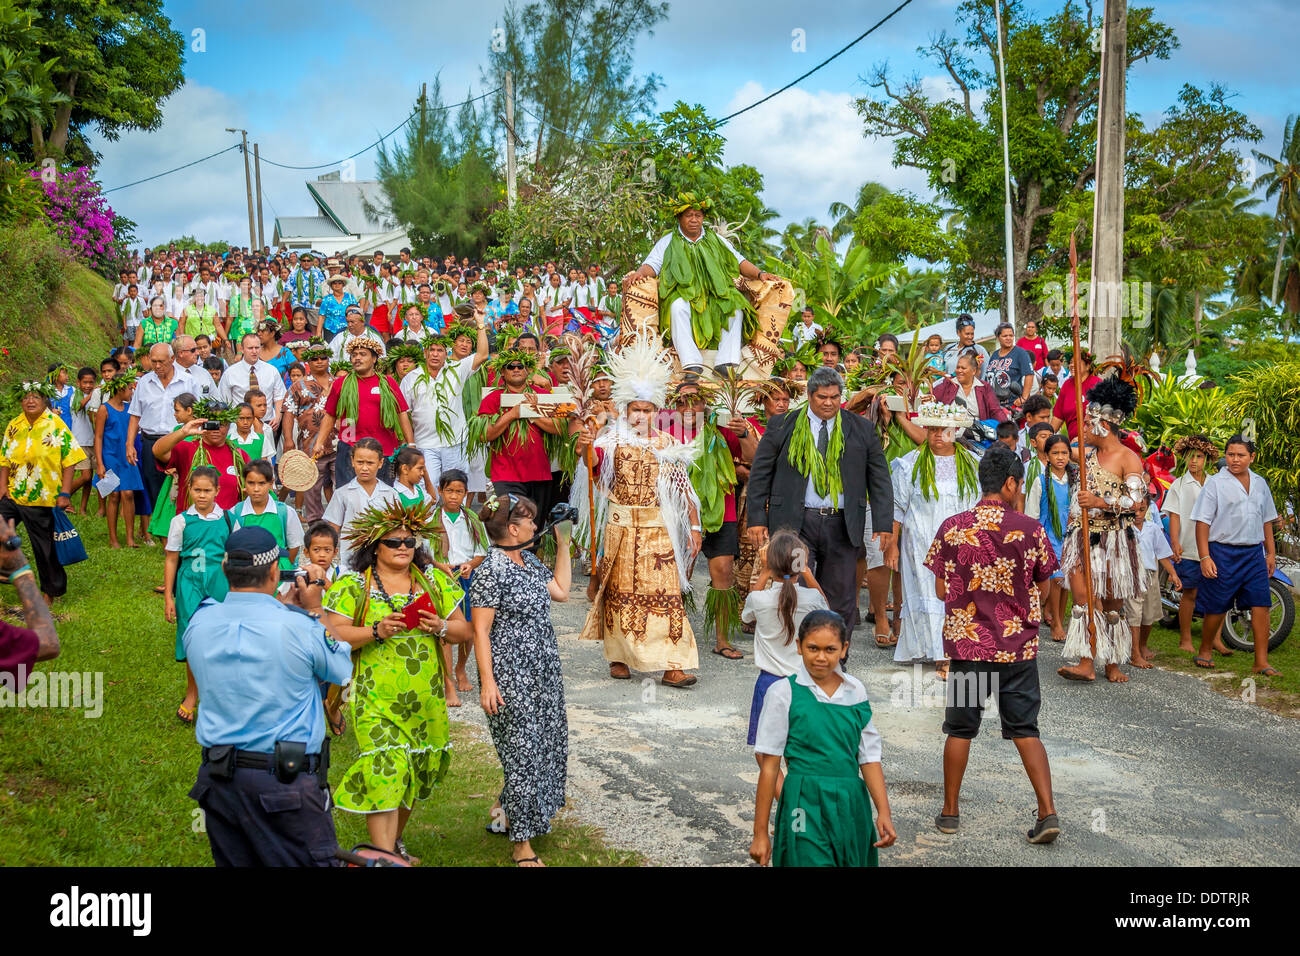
661, 671, 698, 688
328, 709, 346, 737
394, 838, 420, 866
513, 854, 542, 866
712, 646, 743, 660
1192, 657, 1215, 669
176, 703, 195, 724
1256, 667, 1282, 677
875, 632, 893, 648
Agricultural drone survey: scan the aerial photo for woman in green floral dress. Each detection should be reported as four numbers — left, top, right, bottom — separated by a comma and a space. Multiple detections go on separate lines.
322, 499, 473, 864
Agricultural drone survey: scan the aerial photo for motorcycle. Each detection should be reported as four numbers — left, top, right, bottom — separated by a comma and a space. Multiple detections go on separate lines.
1158, 562, 1295, 652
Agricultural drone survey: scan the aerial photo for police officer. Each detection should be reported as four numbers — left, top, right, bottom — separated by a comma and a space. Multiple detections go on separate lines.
185, 526, 352, 866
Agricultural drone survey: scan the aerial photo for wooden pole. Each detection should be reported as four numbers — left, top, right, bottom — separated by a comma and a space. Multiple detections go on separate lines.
253, 143, 265, 250
1069, 234, 1098, 657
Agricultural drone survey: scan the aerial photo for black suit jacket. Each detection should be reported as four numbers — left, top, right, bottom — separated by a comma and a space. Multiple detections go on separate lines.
747, 408, 894, 544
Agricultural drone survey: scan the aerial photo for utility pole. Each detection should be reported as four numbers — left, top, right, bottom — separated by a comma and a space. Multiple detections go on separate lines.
993, 0, 1016, 330
254, 143, 265, 250
227, 127, 257, 251
505, 70, 518, 257
1090, 0, 1127, 363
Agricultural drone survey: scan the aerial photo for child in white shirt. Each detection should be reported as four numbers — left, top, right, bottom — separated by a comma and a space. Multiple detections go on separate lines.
1126, 500, 1181, 667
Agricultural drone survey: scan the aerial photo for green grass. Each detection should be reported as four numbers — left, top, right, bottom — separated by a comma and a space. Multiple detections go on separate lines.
0, 513, 641, 867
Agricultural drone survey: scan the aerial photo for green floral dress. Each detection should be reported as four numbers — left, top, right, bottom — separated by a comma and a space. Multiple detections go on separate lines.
323, 566, 464, 813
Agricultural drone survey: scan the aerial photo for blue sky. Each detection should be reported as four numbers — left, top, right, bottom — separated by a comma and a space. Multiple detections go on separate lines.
94, 0, 1300, 250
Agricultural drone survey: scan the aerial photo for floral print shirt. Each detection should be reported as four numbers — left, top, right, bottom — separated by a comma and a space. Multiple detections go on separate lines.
924, 497, 1058, 662
1, 411, 86, 507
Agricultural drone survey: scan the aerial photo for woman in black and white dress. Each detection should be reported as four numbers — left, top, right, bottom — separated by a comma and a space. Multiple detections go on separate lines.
470, 492, 572, 866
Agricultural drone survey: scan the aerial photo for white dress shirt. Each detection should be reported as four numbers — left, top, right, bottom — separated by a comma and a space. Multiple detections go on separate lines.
753, 661, 882, 763
741, 583, 829, 677
1189, 468, 1278, 548
401, 356, 473, 448
643, 227, 744, 274
218, 360, 287, 417
128, 369, 195, 436
441, 509, 486, 565
1134, 515, 1173, 573
329, 327, 386, 362
802, 406, 836, 509
322, 478, 399, 570
1162, 472, 1206, 558
177, 363, 219, 400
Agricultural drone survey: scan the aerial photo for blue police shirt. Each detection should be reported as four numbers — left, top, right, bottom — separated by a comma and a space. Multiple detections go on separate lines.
183, 591, 352, 754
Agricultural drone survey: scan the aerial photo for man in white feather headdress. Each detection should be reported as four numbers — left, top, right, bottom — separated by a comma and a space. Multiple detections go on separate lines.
574, 334, 703, 688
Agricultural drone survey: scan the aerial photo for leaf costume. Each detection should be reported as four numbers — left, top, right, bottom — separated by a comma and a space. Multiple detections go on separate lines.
658, 230, 754, 350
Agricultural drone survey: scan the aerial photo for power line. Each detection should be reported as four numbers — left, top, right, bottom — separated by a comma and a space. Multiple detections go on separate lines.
103, 87, 502, 191
103, 144, 242, 193
514, 0, 917, 147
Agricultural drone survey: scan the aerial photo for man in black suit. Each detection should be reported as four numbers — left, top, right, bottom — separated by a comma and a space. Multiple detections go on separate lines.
747, 366, 894, 632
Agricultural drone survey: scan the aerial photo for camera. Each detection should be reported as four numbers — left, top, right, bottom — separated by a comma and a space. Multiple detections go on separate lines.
548, 503, 579, 525
201, 420, 224, 431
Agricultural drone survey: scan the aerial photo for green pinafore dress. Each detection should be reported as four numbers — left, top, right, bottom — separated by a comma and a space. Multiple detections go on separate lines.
174, 509, 232, 661
236, 500, 293, 571
773, 676, 878, 867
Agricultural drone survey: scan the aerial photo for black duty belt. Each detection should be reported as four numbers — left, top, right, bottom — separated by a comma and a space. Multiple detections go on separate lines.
804, 506, 843, 516
202, 747, 324, 774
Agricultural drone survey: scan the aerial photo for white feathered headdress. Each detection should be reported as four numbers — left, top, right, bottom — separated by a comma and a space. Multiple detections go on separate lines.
607, 332, 673, 410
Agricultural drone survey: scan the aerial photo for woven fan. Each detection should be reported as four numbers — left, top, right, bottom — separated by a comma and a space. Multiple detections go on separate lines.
278, 449, 319, 492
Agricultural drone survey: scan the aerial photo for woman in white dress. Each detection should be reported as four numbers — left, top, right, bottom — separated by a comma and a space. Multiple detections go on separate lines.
885, 401, 981, 679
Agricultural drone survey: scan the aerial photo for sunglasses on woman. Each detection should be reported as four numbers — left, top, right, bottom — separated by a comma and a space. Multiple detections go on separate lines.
379, 537, 417, 549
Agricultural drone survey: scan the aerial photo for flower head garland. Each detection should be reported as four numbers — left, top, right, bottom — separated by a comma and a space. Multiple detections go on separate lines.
10, 380, 59, 403
298, 337, 332, 362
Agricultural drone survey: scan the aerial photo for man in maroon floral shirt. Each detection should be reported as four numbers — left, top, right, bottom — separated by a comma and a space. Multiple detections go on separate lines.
924, 445, 1061, 844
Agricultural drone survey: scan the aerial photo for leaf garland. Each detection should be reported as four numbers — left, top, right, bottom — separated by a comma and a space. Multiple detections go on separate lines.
336, 371, 402, 433
658, 230, 753, 350
690, 415, 739, 533
787, 411, 845, 507
910, 442, 979, 503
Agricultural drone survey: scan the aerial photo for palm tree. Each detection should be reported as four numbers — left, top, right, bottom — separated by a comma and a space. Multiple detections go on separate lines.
877, 268, 947, 331
827, 181, 891, 243
776, 218, 832, 267
767, 235, 901, 348
1253, 114, 1300, 307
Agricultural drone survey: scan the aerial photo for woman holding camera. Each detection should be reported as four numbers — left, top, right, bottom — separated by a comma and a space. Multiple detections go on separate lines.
321, 498, 473, 864
470, 492, 572, 867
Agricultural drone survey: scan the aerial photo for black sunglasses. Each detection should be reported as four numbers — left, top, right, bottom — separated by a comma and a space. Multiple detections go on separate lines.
504, 362, 525, 371
379, 537, 417, 549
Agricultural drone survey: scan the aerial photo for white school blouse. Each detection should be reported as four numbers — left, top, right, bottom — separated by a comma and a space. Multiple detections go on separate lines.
753, 662, 882, 763
1188, 468, 1278, 547
741, 583, 828, 677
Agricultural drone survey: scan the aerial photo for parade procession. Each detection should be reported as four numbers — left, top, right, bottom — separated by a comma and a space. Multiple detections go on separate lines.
2, 0, 1299, 913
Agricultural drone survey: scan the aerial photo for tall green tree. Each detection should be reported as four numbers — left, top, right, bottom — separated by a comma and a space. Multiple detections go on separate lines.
857, 0, 1178, 325
0, 0, 67, 152
767, 235, 901, 348
23, 0, 185, 163
375, 82, 503, 258
1253, 114, 1300, 309
828, 181, 890, 241
485, 0, 667, 178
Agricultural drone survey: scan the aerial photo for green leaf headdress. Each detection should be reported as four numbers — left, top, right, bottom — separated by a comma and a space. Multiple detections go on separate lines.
329, 359, 353, 376
191, 397, 240, 425
469, 281, 491, 299
10, 380, 58, 403
384, 342, 424, 374
442, 321, 478, 344
344, 497, 440, 549
101, 367, 140, 397
487, 348, 540, 377
667, 191, 714, 216
299, 337, 332, 362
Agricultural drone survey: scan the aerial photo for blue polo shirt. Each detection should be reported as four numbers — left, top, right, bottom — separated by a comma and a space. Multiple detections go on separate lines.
184, 591, 352, 754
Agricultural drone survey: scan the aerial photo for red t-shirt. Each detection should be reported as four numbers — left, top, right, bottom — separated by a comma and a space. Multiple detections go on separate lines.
323, 374, 409, 455
1017, 336, 1049, 370
478, 387, 553, 483
168, 438, 250, 511
1051, 374, 1102, 440
720, 425, 743, 523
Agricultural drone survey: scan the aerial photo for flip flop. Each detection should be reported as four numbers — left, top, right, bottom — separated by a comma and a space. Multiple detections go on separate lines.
1256, 667, 1282, 677
1192, 657, 1215, 669
176, 703, 195, 724
328, 710, 346, 736
875, 633, 892, 648
712, 646, 743, 660
513, 855, 542, 866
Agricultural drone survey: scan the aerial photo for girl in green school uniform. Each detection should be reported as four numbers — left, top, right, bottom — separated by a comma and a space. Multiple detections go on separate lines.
163, 466, 232, 725
750, 609, 897, 867
392, 445, 429, 507
230, 459, 302, 572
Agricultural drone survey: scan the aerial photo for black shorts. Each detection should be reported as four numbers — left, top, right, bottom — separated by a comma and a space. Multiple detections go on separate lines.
942, 659, 1041, 740
701, 520, 739, 561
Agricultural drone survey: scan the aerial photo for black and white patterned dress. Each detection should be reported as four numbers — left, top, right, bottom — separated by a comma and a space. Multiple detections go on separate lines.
470, 548, 568, 842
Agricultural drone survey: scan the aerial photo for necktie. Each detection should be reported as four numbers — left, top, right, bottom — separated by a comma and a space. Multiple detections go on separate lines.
817, 418, 829, 457
249, 363, 258, 389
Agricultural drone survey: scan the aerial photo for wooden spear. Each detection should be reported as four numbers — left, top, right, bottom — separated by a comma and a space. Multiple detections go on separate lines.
1068, 234, 1099, 659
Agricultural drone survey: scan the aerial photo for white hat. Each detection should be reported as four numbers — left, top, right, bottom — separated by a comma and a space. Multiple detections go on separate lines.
913, 400, 975, 429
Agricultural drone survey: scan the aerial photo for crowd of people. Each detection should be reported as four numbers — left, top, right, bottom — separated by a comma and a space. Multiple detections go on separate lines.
0, 193, 1286, 869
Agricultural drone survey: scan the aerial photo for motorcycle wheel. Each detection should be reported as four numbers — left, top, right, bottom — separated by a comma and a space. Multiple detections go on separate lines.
1221, 578, 1294, 652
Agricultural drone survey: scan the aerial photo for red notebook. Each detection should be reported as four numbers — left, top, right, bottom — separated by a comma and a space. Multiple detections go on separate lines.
400, 591, 437, 631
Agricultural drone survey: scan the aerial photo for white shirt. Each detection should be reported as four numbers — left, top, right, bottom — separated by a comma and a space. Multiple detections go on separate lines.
165, 505, 227, 551
790, 320, 823, 349
741, 583, 829, 677
441, 509, 485, 565
643, 227, 744, 275
322, 478, 399, 570
329, 327, 386, 362
69, 394, 94, 447
1189, 468, 1278, 547
230, 497, 303, 549
802, 407, 836, 509
401, 356, 474, 448
120, 296, 145, 326
539, 282, 571, 316
128, 369, 194, 436
753, 662, 882, 764
228, 426, 276, 463
218, 360, 287, 417
177, 362, 219, 400
1162, 472, 1206, 558
955, 382, 980, 419
1134, 516, 1173, 573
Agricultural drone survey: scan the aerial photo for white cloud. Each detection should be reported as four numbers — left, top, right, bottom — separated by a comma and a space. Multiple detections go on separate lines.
719, 80, 932, 233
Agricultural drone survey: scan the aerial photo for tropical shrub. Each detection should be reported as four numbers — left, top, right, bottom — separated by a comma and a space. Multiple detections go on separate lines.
1225, 363, 1300, 522
1129, 373, 1234, 451
27, 165, 125, 274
